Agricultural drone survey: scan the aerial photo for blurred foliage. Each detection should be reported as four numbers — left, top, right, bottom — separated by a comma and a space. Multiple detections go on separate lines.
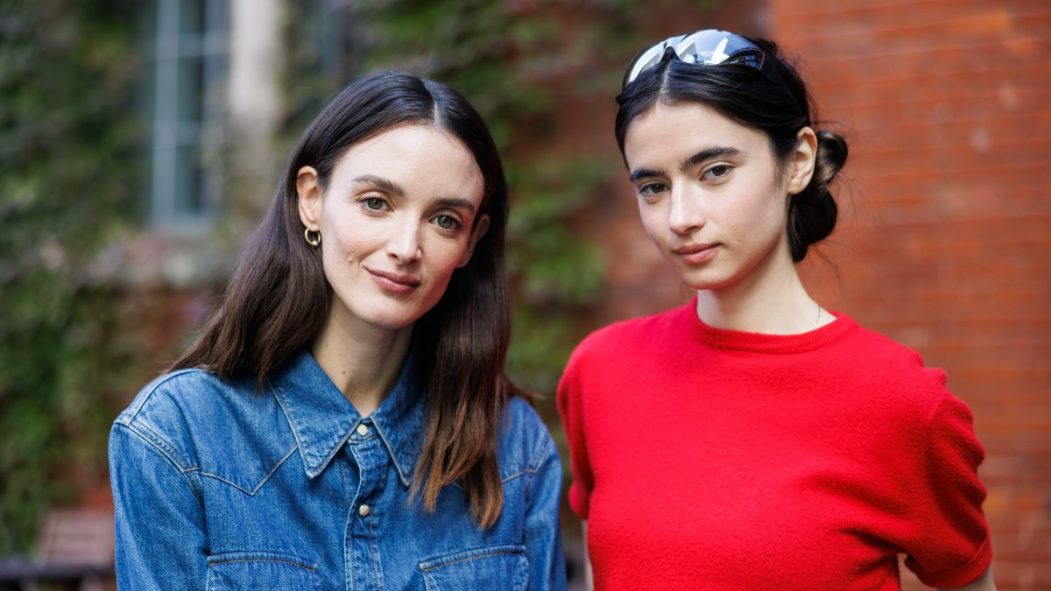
0, 0, 716, 554
0, 0, 144, 551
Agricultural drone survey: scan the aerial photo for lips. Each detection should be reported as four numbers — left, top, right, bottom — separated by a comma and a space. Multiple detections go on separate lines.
672, 242, 719, 265
366, 268, 421, 294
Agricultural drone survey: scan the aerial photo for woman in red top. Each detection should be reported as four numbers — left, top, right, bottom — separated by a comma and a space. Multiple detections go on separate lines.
557, 30, 995, 590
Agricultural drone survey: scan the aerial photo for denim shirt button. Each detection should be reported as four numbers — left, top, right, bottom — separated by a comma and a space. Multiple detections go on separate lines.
358, 504, 371, 517
356, 423, 369, 437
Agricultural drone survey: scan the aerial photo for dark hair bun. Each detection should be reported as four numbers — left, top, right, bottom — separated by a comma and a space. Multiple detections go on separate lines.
788, 130, 848, 262
814, 130, 848, 186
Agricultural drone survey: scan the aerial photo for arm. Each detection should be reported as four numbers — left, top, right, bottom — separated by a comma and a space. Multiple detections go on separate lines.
524, 437, 568, 591
938, 567, 996, 591
901, 390, 993, 588
581, 521, 594, 591
109, 423, 208, 588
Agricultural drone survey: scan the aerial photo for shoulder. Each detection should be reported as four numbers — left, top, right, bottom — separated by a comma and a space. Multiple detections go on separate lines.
565, 303, 689, 374
497, 396, 558, 481
835, 318, 954, 423
112, 369, 263, 471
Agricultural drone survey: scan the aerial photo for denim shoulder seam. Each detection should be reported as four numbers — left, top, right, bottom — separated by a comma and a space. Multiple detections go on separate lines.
121, 421, 197, 474
198, 445, 298, 495
114, 422, 205, 504
526, 428, 557, 471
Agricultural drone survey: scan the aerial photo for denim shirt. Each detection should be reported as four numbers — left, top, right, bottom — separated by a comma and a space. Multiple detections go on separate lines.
109, 351, 566, 590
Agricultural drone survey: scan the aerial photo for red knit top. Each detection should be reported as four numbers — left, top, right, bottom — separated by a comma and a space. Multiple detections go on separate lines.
557, 300, 992, 590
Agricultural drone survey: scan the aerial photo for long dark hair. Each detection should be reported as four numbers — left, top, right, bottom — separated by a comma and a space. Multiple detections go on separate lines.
172, 70, 519, 528
614, 37, 849, 262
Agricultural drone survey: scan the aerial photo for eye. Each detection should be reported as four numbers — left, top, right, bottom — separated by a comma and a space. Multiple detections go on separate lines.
702, 164, 732, 181
637, 182, 669, 198
432, 214, 462, 231
361, 196, 387, 211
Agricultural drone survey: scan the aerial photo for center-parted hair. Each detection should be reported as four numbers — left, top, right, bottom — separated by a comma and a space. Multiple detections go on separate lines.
172, 70, 519, 528
615, 39, 849, 262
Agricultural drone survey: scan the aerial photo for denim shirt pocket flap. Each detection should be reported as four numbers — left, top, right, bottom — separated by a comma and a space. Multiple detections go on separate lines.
206, 551, 319, 591
419, 544, 528, 591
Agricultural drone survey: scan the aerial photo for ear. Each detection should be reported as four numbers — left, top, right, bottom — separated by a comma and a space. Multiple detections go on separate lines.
296, 166, 323, 229
457, 214, 490, 268
786, 127, 818, 196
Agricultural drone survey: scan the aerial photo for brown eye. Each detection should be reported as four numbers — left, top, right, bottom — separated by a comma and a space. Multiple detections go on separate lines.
703, 165, 731, 181
638, 182, 668, 197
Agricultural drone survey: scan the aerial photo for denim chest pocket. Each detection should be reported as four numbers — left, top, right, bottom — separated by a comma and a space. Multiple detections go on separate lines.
206, 551, 319, 591
419, 545, 528, 591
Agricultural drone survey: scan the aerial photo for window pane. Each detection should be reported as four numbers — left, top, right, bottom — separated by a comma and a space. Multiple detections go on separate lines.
180, 0, 205, 37
174, 144, 208, 217
177, 56, 204, 124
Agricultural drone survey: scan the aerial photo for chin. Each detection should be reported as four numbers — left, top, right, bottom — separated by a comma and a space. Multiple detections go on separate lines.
675, 265, 735, 292
344, 298, 427, 332
364, 309, 424, 331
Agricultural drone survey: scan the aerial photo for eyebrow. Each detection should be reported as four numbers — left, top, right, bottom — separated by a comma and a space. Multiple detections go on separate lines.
629, 146, 741, 183
434, 197, 477, 215
353, 174, 405, 196
353, 175, 476, 214
681, 146, 740, 171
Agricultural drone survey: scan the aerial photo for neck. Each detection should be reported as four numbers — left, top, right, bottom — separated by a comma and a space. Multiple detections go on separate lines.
311, 306, 413, 416
696, 238, 828, 335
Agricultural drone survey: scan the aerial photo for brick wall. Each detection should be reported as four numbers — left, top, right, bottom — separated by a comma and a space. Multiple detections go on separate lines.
578, 1, 1050, 589
769, 2, 1051, 588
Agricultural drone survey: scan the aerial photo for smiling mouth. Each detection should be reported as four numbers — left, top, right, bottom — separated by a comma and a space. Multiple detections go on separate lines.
366, 268, 421, 293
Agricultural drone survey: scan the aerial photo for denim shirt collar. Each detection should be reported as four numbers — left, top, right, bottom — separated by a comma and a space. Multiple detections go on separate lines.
268, 349, 425, 487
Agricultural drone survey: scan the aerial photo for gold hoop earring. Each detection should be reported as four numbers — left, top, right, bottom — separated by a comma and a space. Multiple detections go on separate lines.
304, 228, 321, 248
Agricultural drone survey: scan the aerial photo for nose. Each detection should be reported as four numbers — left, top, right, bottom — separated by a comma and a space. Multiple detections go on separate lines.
386, 219, 422, 264
667, 186, 705, 236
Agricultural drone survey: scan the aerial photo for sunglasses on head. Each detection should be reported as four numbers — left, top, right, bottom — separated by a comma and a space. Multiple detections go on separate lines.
622, 29, 775, 89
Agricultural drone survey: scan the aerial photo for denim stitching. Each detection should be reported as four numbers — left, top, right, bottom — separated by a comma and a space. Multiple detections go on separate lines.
208, 554, 317, 571
115, 423, 204, 505
419, 545, 526, 571
197, 445, 297, 495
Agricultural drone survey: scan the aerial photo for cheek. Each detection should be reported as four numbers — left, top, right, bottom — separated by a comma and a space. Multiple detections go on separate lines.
325, 218, 386, 260
636, 202, 668, 245
423, 236, 472, 275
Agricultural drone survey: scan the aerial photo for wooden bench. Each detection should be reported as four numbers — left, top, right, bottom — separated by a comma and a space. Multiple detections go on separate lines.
0, 510, 114, 591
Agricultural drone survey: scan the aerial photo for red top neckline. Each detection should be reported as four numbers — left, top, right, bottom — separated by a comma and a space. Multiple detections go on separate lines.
683, 297, 857, 354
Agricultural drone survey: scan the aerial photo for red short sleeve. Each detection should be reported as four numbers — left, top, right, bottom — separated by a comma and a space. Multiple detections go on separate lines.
903, 393, 993, 587
556, 347, 594, 519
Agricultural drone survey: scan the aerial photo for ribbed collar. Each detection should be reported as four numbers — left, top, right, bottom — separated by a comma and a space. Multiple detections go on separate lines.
269, 349, 425, 486
683, 297, 857, 354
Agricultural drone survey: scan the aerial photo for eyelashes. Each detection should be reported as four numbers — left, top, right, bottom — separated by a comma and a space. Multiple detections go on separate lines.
356, 195, 465, 234
635, 163, 735, 199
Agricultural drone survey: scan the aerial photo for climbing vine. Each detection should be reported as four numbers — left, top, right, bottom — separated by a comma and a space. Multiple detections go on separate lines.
0, 0, 144, 551
0, 0, 714, 553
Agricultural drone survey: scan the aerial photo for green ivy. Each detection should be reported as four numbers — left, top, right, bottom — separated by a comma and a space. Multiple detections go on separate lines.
0, 0, 143, 552
0, 0, 718, 553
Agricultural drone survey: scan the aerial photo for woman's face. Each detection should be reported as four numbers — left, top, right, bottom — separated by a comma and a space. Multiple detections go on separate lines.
623, 101, 812, 292
297, 124, 489, 333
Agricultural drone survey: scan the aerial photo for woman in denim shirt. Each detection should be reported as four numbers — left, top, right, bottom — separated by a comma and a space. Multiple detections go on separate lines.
109, 71, 566, 590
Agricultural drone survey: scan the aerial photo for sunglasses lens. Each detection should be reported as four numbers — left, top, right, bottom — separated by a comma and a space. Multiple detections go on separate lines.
626, 43, 667, 86
624, 34, 688, 87
724, 49, 765, 70
676, 30, 732, 64
623, 30, 770, 89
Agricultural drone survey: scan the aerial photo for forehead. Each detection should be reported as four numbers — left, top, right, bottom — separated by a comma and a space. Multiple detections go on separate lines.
623, 101, 769, 168
331, 124, 484, 201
